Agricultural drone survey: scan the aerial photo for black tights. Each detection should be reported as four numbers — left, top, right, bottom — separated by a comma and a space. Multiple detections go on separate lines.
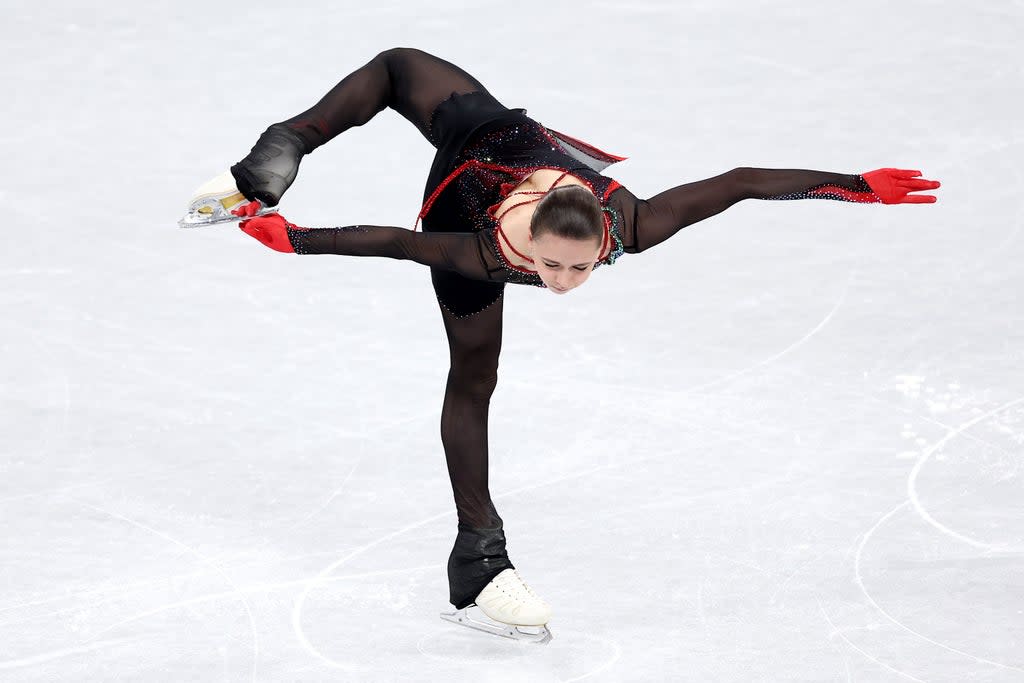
233, 48, 518, 603
257, 48, 513, 527
438, 298, 504, 530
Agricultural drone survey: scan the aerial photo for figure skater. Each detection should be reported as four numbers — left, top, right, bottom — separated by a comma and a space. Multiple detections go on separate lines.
181, 47, 940, 643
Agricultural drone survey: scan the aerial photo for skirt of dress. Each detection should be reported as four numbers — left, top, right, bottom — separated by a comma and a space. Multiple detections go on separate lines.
420, 90, 531, 318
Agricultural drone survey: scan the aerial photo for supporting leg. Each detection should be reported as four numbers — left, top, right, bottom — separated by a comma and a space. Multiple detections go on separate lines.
434, 292, 516, 608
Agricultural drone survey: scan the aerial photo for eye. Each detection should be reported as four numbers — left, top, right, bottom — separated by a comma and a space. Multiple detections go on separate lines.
573, 266, 587, 271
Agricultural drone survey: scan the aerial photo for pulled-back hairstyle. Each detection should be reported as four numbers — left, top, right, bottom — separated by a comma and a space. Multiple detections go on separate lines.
529, 185, 604, 245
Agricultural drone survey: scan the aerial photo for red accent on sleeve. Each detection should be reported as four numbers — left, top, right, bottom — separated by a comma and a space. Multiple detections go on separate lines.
808, 185, 881, 203
603, 179, 623, 200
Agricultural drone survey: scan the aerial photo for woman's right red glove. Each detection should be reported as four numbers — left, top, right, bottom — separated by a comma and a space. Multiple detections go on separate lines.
234, 202, 305, 253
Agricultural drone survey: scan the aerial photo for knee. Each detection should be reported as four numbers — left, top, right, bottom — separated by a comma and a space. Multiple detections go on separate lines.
376, 46, 427, 64
448, 358, 499, 399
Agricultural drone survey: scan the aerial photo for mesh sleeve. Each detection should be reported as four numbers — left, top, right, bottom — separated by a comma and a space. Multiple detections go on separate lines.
285, 224, 512, 283
606, 167, 874, 254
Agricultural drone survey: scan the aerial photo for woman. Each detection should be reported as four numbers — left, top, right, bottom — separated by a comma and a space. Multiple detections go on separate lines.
183, 47, 939, 643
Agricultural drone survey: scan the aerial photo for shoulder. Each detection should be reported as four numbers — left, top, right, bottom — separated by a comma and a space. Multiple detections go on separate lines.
478, 226, 544, 286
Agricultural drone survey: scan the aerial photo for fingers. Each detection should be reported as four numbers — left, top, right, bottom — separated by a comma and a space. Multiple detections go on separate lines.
901, 194, 937, 204
897, 178, 941, 191
894, 169, 923, 179
231, 200, 263, 217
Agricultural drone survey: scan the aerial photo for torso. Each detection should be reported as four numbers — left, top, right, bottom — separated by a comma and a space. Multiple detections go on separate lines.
490, 168, 612, 270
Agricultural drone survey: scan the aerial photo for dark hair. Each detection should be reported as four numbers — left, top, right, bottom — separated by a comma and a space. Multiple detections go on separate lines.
529, 185, 604, 245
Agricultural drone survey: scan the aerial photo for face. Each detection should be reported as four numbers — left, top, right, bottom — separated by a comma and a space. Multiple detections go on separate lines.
528, 232, 603, 295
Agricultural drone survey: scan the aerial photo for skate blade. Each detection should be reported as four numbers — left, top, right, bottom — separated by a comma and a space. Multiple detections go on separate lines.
440, 605, 552, 645
177, 203, 280, 229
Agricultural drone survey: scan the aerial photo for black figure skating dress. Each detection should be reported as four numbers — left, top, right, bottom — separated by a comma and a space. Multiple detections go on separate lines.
229, 47, 909, 610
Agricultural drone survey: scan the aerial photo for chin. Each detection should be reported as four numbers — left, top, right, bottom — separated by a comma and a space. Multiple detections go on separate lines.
548, 286, 570, 295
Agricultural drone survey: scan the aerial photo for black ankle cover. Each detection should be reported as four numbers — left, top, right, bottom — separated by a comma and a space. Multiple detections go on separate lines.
447, 525, 515, 609
230, 123, 308, 206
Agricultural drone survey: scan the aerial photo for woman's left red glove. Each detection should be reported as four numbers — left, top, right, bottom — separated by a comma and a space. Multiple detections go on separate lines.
862, 168, 941, 204
232, 201, 304, 253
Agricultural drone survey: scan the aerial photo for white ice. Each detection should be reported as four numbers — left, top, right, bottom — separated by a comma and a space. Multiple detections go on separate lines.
2, 1, 1022, 681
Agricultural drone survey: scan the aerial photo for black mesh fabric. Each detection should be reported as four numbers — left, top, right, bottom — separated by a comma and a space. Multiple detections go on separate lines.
231, 47, 877, 607
230, 124, 308, 207
447, 525, 514, 610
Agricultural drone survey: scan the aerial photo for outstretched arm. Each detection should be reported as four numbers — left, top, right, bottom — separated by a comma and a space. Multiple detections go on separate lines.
609, 167, 940, 254
236, 211, 510, 283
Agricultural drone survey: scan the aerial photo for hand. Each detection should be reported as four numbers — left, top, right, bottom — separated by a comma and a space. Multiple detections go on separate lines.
238, 212, 298, 253
862, 168, 941, 204
231, 200, 264, 218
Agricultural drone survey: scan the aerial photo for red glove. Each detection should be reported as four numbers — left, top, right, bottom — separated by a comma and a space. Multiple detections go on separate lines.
237, 211, 303, 253
231, 200, 264, 218
862, 168, 941, 204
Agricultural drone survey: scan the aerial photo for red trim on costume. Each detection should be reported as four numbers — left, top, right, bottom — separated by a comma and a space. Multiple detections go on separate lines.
808, 185, 880, 203
415, 159, 483, 231
417, 162, 614, 271
603, 179, 623, 199
490, 229, 535, 275
545, 127, 628, 163
494, 170, 570, 265
498, 226, 533, 264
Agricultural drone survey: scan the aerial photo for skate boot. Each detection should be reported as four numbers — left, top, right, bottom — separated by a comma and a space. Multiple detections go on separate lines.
439, 526, 553, 644
177, 170, 278, 228
178, 122, 308, 228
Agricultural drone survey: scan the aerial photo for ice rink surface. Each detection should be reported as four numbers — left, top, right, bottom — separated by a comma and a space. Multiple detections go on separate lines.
2, 1, 1022, 680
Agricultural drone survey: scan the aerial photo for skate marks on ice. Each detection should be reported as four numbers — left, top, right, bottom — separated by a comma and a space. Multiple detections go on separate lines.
417, 626, 622, 683
818, 599, 916, 683
0, 545, 439, 678
829, 381, 1024, 680
71, 501, 262, 683
0, 637, 147, 674
0, 495, 267, 678
904, 392, 1024, 552
290, 505, 456, 673
290, 461, 630, 676
681, 264, 856, 398
513, 254, 859, 406
851, 502, 1024, 677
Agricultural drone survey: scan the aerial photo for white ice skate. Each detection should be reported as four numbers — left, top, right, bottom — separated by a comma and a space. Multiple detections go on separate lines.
439, 569, 553, 644
177, 170, 278, 228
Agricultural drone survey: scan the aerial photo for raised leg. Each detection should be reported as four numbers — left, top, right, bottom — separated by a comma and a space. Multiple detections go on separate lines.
231, 48, 497, 205
281, 47, 492, 151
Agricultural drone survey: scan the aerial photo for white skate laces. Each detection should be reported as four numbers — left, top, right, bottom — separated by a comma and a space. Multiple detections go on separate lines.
474, 569, 552, 626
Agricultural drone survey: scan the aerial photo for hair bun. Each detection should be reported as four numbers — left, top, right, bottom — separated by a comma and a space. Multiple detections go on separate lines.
530, 184, 603, 244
